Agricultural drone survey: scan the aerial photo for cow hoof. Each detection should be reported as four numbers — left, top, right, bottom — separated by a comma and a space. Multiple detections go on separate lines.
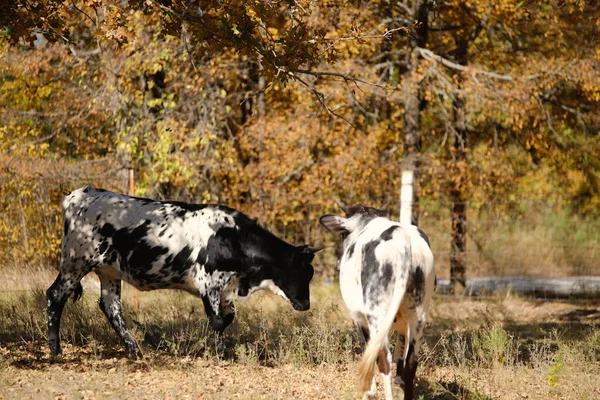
128, 347, 144, 360
50, 350, 62, 357
49, 344, 62, 358
361, 380, 378, 400
49, 337, 61, 352
49, 350, 63, 363
209, 314, 234, 333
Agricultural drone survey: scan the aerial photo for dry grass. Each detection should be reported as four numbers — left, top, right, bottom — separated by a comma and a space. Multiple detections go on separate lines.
0, 269, 599, 399
416, 206, 600, 279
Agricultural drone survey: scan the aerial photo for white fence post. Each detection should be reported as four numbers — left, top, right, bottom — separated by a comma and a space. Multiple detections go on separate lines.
400, 169, 414, 226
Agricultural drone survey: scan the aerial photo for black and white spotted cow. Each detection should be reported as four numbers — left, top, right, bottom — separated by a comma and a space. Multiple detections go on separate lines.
320, 201, 434, 400
47, 185, 321, 357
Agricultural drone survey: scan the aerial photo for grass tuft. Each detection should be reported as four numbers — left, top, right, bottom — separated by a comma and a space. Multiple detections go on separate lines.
0, 275, 598, 399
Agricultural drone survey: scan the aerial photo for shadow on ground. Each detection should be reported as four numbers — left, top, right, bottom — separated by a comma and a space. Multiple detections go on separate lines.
418, 378, 494, 400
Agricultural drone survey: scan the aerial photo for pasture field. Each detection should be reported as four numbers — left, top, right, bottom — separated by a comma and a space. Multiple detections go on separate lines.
0, 267, 599, 400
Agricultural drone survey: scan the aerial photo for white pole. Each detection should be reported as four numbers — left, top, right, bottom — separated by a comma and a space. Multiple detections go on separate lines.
400, 169, 414, 226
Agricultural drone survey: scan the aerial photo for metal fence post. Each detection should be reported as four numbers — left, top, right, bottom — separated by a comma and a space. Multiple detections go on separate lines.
129, 168, 139, 312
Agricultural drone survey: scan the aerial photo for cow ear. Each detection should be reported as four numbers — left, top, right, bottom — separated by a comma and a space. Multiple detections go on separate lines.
319, 214, 350, 235
238, 266, 262, 297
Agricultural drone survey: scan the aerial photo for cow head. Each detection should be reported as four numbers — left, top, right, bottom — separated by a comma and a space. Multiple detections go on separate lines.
319, 200, 387, 236
237, 244, 322, 311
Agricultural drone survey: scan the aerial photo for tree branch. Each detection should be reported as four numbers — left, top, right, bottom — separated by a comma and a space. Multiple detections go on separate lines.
12, 131, 58, 151
144, 0, 397, 125
292, 69, 390, 91
290, 71, 356, 126
71, 1, 97, 26
534, 94, 565, 147
312, 26, 409, 42
417, 47, 514, 81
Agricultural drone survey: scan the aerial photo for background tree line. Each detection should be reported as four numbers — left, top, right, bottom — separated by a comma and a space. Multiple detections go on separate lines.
1, 1, 598, 286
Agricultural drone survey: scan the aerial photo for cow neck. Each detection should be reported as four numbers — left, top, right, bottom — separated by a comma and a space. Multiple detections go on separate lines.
241, 222, 296, 272
353, 215, 381, 237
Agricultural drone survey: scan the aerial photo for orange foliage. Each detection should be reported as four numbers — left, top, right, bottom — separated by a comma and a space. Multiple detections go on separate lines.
1, 1, 599, 274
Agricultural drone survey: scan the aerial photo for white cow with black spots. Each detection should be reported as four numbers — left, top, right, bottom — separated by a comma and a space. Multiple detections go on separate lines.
47, 185, 322, 358
320, 201, 435, 400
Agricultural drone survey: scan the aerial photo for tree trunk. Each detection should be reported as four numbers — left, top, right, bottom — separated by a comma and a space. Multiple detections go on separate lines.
450, 40, 469, 293
450, 191, 467, 291
400, 0, 429, 226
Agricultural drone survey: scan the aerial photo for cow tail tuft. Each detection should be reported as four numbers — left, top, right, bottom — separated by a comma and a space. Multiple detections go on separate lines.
358, 242, 411, 392
72, 282, 83, 303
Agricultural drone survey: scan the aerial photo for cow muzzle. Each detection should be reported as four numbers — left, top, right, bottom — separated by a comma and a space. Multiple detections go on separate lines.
292, 300, 310, 311
208, 313, 235, 333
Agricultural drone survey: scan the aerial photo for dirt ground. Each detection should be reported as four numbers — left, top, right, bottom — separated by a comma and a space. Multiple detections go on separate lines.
1, 295, 599, 400
1, 341, 598, 400
1, 354, 358, 400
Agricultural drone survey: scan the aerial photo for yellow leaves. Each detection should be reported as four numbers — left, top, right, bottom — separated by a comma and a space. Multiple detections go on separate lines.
146, 98, 162, 108
0, 155, 105, 266
201, 191, 212, 203
246, 7, 258, 21
200, 131, 217, 145
152, 62, 163, 74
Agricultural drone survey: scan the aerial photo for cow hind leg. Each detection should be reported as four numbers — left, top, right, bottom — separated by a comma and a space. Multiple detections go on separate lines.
361, 379, 377, 400
401, 318, 425, 400
394, 334, 406, 388
393, 317, 408, 388
377, 346, 394, 400
360, 319, 395, 400
357, 324, 370, 347
47, 270, 87, 356
402, 339, 417, 400
356, 325, 377, 400
97, 271, 142, 358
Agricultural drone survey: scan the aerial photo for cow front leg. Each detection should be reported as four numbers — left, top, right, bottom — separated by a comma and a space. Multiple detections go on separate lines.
97, 273, 142, 358
47, 269, 88, 357
47, 273, 75, 356
201, 289, 234, 333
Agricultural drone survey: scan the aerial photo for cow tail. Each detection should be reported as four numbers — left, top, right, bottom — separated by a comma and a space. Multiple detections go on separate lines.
358, 247, 410, 392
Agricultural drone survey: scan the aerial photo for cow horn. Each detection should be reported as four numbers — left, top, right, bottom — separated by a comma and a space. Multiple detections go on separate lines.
334, 198, 348, 213
379, 200, 390, 211
302, 244, 325, 253
309, 244, 325, 253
